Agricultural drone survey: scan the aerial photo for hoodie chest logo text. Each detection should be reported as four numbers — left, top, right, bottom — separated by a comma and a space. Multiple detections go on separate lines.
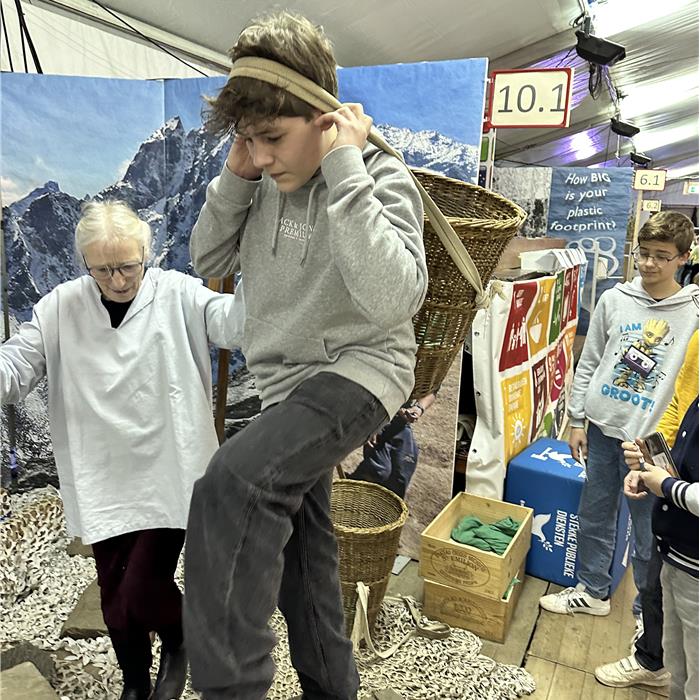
279, 217, 314, 242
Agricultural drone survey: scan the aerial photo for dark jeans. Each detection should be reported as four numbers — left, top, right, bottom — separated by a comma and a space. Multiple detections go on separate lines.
635, 545, 664, 671
92, 528, 185, 689
348, 414, 418, 498
184, 372, 389, 699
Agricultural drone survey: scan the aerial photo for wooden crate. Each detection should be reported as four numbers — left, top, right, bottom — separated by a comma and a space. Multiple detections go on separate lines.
423, 568, 524, 643
420, 492, 532, 599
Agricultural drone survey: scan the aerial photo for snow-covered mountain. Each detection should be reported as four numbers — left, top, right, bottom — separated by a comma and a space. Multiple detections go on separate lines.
5, 118, 477, 319
2, 118, 478, 489
377, 125, 479, 182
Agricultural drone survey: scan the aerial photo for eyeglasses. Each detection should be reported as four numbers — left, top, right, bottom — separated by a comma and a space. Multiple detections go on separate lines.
632, 247, 682, 266
83, 250, 145, 280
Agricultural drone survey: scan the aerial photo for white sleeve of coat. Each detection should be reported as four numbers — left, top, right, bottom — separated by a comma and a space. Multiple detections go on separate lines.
0, 311, 47, 404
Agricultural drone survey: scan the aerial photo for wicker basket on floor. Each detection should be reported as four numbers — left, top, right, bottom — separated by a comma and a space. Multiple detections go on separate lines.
331, 479, 409, 634
410, 170, 526, 399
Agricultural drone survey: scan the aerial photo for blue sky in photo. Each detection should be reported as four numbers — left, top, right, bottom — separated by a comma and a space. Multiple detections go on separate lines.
164, 75, 226, 132
338, 58, 488, 146
1, 73, 163, 202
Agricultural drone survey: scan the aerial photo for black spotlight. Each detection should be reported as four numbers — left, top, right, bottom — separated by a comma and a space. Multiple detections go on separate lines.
575, 29, 626, 66
630, 152, 652, 167
611, 118, 640, 138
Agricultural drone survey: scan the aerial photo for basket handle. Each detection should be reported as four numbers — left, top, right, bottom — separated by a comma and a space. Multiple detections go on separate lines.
350, 581, 451, 658
230, 58, 490, 308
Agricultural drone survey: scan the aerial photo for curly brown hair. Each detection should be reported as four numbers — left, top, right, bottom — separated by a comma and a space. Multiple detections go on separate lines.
639, 211, 695, 254
204, 11, 338, 136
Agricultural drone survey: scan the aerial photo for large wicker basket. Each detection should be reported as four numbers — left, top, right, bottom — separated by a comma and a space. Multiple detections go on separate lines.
410, 170, 526, 399
331, 479, 409, 634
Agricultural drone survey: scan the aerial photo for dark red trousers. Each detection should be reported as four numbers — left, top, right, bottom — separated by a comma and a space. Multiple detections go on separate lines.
92, 528, 185, 689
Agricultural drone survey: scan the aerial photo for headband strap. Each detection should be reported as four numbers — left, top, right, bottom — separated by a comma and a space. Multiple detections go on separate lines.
229, 56, 490, 305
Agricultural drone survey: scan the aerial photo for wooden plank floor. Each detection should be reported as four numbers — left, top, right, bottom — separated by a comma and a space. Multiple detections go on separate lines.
391, 562, 670, 698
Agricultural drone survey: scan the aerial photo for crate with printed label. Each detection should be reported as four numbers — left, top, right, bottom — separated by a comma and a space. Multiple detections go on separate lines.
420, 492, 533, 600
505, 437, 631, 589
424, 566, 524, 643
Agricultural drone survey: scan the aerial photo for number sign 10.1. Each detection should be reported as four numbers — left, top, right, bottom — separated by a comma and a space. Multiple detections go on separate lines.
487, 68, 574, 129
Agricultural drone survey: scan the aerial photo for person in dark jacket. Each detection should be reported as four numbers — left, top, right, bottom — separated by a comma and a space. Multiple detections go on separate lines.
348, 393, 435, 498
597, 398, 698, 698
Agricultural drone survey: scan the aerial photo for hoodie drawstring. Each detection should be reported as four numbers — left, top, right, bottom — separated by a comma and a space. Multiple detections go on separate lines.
271, 191, 285, 256
300, 181, 322, 267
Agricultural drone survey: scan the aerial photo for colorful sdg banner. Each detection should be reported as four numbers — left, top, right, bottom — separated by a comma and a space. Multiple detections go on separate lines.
466, 251, 586, 499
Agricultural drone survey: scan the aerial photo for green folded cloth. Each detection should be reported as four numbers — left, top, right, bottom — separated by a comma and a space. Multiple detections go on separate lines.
450, 515, 521, 554
502, 575, 521, 600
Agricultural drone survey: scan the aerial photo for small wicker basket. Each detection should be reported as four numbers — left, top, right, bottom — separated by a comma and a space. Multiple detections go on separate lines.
410, 170, 526, 399
331, 479, 409, 634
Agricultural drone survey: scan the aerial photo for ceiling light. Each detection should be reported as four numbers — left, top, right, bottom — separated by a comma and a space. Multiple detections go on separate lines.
591, 0, 688, 38
575, 29, 626, 66
611, 118, 640, 137
634, 122, 698, 152
630, 152, 652, 167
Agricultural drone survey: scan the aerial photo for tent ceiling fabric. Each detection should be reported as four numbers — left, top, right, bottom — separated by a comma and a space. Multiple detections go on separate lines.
6, 0, 699, 177
95, 0, 577, 67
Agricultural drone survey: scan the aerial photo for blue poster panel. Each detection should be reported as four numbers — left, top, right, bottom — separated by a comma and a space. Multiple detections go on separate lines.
546, 166, 634, 332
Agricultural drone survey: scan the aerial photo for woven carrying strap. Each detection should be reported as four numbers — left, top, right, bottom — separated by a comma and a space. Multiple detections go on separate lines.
229, 57, 491, 308
350, 581, 450, 659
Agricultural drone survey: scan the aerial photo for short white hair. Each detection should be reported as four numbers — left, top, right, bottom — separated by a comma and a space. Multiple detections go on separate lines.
75, 200, 152, 260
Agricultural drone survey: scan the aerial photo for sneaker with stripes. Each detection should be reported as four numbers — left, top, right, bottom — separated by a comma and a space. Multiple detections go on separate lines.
539, 583, 611, 615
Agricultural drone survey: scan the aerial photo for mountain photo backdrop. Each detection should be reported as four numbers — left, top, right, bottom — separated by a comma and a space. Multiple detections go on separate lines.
2, 60, 487, 549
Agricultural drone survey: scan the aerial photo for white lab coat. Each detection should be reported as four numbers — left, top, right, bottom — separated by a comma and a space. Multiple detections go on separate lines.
0, 268, 245, 544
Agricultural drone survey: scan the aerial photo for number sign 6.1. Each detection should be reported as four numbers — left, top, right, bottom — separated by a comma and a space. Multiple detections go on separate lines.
487, 68, 574, 129
633, 169, 667, 192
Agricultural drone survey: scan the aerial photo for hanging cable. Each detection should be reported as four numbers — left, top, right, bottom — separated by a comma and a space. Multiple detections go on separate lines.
0, 1, 14, 71
11, 0, 42, 72
14, 0, 27, 71
89, 0, 208, 76
18, 0, 42, 72
555, 46, 576, 68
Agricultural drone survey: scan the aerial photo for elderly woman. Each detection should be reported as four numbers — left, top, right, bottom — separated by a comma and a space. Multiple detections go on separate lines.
0, 201, 244, 700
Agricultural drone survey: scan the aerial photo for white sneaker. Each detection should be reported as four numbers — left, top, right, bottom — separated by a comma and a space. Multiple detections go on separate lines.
595, 654, 670, 687
539, 583, 610, 615
630, 613, 644, 653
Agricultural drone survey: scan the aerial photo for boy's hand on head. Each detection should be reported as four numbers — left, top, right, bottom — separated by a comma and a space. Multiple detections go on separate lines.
568, 427, 588, 462
226, 136, 263, 181
315, 103, 373, 152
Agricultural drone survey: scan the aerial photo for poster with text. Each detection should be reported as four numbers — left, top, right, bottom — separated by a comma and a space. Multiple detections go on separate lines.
546, 166, 633, 333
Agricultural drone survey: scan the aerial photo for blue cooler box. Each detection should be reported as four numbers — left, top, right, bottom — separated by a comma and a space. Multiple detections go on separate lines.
504, 437, 632, 590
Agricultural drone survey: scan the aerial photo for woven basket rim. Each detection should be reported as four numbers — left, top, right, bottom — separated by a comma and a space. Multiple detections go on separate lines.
332, 479, 409, 534
411, 167, 527, 225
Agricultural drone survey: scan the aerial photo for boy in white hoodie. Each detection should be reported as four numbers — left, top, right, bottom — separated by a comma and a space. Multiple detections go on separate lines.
540, 212, 698, 622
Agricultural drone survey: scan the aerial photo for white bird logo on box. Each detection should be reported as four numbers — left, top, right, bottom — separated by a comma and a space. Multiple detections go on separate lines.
531, 446, 586, 480
519, 503, 553, 552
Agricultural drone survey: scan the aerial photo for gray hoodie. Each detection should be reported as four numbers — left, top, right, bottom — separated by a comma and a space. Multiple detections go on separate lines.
569, 277, 699, 441
190, 143, 427, 417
